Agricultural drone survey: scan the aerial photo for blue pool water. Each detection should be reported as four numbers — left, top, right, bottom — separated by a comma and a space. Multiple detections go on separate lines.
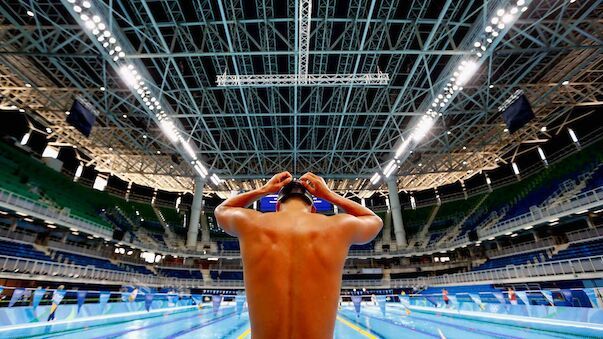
2, 303, 601, 338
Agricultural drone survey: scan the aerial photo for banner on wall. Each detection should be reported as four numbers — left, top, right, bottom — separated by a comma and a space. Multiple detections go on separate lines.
351, 296, 362, 316
76, 291, 87, 314
212, 295, 222, 315
167, 293, 178, 307
9, 288, 25, 307
376, 295, 386, 316
32, 289, 46, 310
99, 291, 111, 313
144, 293, 154, 312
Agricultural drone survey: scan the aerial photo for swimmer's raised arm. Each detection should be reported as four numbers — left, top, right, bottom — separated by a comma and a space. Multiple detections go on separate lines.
215, 171, 293, 236
299, 172, 383, 244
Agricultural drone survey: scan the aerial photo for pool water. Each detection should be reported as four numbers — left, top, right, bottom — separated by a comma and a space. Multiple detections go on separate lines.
3, 303, 601, 338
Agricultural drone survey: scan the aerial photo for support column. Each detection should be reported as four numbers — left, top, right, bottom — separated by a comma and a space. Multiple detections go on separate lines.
9, 218, 17, 232
200, 210, 210, 242
382, 210, 392, 244
387, 178, 406, 248
187, 176, 205, 249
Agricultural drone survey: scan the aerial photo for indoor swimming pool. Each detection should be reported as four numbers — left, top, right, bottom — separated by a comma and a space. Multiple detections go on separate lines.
2, 303, 602, 338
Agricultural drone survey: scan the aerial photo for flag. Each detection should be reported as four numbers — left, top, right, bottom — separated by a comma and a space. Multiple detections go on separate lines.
212, 295, 222, 315
99, 291, 111, 314
235, 295, 246, 316
351, 295, 362, 316
376, 295, 386, 316
9, 288, 25, 307
32, 289, 46, 310
144, 293, 154, 312
76, 291, 87, 314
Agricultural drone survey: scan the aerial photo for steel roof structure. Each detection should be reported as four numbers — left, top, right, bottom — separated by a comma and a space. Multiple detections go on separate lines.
0, 0, 601, 196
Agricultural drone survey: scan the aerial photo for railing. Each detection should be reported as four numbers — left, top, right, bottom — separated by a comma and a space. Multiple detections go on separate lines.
479, 186, 603, 239
486, 237, 557, 259
2, 252, 602, 289
390, 255, 603, 288
0, 226, 37, 244
0, 188, 112, 239
2, 179, 603, 260
566, 226, 603, 243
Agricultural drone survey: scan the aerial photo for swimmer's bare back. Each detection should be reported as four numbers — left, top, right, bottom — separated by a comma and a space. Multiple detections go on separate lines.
215, 172, 383, 339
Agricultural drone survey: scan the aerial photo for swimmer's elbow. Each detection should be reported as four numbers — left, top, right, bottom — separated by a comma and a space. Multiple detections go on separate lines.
352, 215, 383, 244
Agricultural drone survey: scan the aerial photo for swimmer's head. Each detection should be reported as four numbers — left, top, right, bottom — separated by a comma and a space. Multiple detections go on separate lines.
276, 180, 316, 212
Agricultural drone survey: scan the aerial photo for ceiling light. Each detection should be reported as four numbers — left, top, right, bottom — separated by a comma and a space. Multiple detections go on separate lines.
568, 128, 579, 143
512, 162, 520, 175
540, 126, 547, 132
27, 10, 35, 17
182, 141, 197, 159
454, 60, 479, 86
395, 137, 412, 158
383, 160, 397, 177
562, 80, 569, 86
119, 65, 138, 87
413, 115, 435, 141
100, 86, 105, 91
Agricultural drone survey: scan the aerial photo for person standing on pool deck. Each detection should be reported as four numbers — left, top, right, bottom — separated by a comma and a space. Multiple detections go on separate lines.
215, 171, 383, 339
442, 288, 449, 307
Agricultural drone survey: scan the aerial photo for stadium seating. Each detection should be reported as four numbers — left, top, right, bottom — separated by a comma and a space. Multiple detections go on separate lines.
218, 240, 240, 251
548, 239, 603, 261
0, 239, 53, 262
121, 263, 154, 275
350, 242, 375, 251
54, 250, 125, 271
474, 250, 549, 271
158, 268, 203, 279
210, 270, 243, 280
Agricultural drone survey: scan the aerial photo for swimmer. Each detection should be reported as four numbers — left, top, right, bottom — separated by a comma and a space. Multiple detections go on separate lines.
215, 171, 383, 339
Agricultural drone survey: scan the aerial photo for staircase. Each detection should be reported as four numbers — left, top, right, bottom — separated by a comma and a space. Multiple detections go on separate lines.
436, 193, 489, 246
152, 207, 185, 249
409, 205, 440, 248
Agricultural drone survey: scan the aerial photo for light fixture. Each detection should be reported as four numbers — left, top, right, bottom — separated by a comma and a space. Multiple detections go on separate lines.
27, 10, 35, 17
394, 137, 412, 158
119, 65, 138, 87
182, 141, 197, 159
413, 115, 435, 142
383, 160, 397, 178
562, 80, 569, 86
454, 60, 479, 86
568, 128, 579, 143
20, 132, 30, 145
537, 147, 547, 163
512, 162, 520, 175
370, 173, 381, 185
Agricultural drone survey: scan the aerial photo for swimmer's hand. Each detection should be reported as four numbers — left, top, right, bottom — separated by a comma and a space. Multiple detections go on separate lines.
262, 171, 293, 193
299, 172, 332, 199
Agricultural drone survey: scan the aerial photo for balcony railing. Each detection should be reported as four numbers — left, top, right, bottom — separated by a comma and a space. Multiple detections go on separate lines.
2, 253, 602, 289
2, 179, 603, 260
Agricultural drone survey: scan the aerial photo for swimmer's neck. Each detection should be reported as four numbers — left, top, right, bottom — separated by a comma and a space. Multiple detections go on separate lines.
278, 198, 313, 213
